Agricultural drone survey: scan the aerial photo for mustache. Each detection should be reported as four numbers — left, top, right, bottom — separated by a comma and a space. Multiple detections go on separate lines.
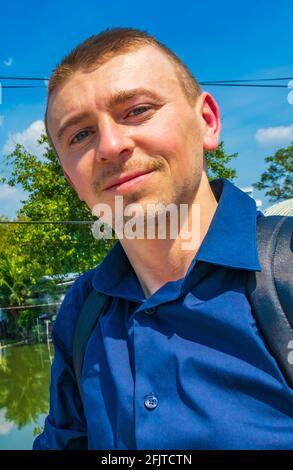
91, 158, 165, 195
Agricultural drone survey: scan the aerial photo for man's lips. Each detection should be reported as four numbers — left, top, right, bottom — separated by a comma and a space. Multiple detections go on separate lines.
104, 170, 155, 190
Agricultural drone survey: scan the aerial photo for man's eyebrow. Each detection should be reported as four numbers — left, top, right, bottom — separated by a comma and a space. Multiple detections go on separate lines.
107, 88, 164, 109
57, 111, 93, 143
56, 88, 163, 143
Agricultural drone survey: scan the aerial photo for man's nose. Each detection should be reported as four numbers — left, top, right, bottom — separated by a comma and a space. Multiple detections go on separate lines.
97, 117, 135, 162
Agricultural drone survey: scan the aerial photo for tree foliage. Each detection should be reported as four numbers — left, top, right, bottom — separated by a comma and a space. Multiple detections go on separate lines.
0, 135, 114, 335
205, 140, 238, 181
1, 135, 113, 275
253, 142, 293, 202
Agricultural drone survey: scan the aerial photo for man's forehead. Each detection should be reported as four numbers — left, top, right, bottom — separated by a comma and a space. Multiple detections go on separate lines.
47, 45, 181, 118
93, 44, 178, 82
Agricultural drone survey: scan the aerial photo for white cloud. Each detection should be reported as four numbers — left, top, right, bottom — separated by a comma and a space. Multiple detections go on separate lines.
0, 421, 13, 435
0, 115, 3, 127
2, 120, 46, 158
0, 184, 26, 200
0, 184, 28, 217
0, 409, 13, 435
3, 57, 13, 67
255, 124, 293, 144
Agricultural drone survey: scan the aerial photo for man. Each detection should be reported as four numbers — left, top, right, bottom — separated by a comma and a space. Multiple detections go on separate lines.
33, 28, 293, 450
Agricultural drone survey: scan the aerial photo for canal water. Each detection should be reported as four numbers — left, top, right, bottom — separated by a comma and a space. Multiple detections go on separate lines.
0, 342, 53, 450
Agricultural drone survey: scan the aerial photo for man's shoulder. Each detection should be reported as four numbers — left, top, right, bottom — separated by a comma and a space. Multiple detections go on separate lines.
52, 267, 97, 356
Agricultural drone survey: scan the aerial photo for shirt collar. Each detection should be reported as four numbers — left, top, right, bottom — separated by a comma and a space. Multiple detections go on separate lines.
93, 240, 144, 301
92, 178, 261, 298
195, 178, 262, 271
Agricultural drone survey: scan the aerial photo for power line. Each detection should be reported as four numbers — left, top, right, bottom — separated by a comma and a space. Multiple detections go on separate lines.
200, 77, 293, 83
200, 83, 290, 88
0, 237, 110, 246
2, 85, 45, 89
1, 75, 292, 82
1, 83, 291, 89
0, 76, 48, 81
0, 76, 292, 89
0, 302, 61, 311
0, 220, 94, 224
0, 241, 104, 246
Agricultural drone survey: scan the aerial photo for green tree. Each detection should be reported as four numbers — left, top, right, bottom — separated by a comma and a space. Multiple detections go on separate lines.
0, 250, 34, 336
253, 142, 293, 202
1, 135, 113, 275
205, 140, 238, 181
0, 135, 114, 335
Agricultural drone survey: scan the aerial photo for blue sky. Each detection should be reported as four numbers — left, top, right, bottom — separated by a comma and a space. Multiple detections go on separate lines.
0, 0, 292, 216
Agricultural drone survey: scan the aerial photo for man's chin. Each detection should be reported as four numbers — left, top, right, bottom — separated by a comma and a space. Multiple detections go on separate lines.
113, 194, 179, 240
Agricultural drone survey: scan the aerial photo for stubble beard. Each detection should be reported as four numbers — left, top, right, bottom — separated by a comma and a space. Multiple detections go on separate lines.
91, 158, 201, 240
116, 173, 199, 240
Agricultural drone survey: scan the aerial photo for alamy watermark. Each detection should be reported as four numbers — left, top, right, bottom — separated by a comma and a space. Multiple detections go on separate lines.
91, 196, 201, 251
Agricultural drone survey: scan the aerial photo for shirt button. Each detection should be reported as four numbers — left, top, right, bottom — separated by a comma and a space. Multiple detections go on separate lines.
144, 307, 156, 315
144, 393, 158, 410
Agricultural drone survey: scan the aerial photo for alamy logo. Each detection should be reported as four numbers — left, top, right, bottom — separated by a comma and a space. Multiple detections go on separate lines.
91, 196, 201, 251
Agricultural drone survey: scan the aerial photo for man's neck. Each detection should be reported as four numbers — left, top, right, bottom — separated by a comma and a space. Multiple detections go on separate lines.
119, 173, 218, 298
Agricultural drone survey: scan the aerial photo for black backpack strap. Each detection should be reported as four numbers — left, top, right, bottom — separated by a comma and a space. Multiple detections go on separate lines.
247, 215, 293, 389
73, 289, 111, 398
273, 217, 293, 329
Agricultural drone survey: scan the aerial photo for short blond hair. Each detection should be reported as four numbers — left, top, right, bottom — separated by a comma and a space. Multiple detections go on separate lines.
45, 27, 202, 150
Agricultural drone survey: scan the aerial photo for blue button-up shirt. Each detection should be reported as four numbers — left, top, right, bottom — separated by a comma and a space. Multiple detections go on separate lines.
33, 178, 293, 450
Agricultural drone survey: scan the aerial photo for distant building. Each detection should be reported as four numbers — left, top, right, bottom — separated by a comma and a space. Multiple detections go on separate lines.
264, 198, 293, 216
240, 186, 262, 209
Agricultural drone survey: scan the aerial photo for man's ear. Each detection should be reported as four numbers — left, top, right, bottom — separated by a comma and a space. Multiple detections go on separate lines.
62, 169, 84, 201
197, 92, 221, 151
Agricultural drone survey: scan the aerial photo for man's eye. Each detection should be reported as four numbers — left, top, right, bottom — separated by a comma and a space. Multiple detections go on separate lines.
127, 106, 150, 117
71, 129, 93, 144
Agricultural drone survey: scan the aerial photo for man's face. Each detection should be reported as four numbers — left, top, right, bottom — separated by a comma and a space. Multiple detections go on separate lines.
47, 45, 220, 221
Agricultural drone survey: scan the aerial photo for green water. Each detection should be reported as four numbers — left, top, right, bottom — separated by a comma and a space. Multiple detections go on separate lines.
0, 342, 53, 450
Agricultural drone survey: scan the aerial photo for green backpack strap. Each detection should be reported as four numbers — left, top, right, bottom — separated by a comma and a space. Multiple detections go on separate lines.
73, 289, 111, 399
247, 215, 293, 389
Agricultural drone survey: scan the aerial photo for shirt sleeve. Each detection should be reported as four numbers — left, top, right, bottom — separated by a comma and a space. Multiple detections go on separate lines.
32, 271, 95, 450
